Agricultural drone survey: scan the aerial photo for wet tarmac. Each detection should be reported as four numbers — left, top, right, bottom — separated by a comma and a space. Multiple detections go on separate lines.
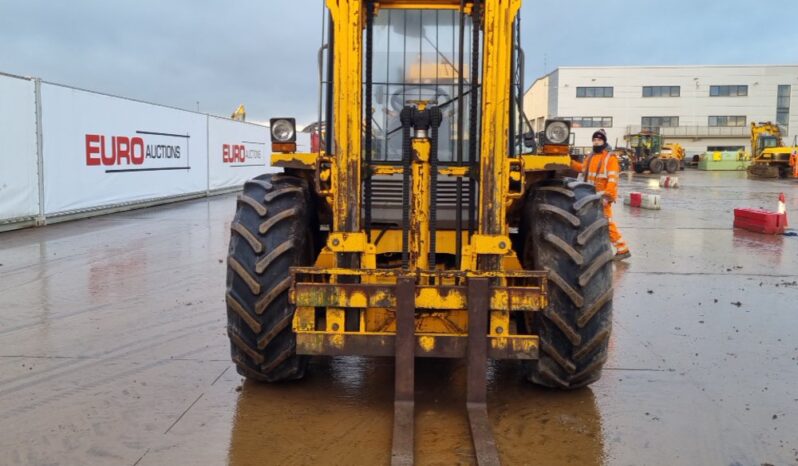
0, 169, 796, 465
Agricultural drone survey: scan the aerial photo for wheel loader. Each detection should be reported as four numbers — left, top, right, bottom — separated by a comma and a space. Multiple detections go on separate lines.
627, 130, 682, 174
225, 1, 614, 463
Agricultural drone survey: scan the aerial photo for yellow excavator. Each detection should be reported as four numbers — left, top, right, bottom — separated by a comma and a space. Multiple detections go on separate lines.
230, 104, 246, 121
747, 122, 796, 178
225, 2, 613, 463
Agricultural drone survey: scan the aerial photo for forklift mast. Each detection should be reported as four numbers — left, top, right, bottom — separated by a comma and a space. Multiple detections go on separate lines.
325, 0, 521, 270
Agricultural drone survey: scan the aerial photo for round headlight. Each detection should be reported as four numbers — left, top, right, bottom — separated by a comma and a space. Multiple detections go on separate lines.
271, 119, 295, 142
545, 121, 570, 144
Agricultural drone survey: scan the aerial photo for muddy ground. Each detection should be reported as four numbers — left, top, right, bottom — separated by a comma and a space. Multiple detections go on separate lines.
0, 169, 796, 465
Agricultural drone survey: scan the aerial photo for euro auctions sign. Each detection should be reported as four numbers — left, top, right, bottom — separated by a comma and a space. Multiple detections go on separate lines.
208, 116, 272, 190
222, 142, 265, 167
85, 131, 190, 172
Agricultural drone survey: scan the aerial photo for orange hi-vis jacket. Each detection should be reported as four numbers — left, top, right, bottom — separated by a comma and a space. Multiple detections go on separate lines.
570, 150, 620, 201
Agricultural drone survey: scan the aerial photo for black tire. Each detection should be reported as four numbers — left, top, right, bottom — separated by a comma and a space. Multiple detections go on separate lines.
649, 158, 664, 174
225, 174, 317, 382
665, 158, 678, 173
520, 179, 614, 389
633, 163, 644, 174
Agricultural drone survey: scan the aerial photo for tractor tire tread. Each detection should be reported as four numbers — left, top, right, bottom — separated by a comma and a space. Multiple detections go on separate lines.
521, 178, 614, 389
225, 173, 316, 382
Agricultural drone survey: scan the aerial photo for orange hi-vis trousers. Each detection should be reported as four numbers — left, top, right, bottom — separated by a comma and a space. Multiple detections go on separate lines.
604, 202, 628, 254
572, 150, 629, 254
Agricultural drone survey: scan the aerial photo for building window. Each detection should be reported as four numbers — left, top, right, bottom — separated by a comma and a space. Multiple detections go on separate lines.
708, 115, 747, 127
560, 116, 613, 128
576, 87, 613, 98
641, 116, 679, 131
642, 86, 680, 97
777, 85, 791, 131
709, 85, 748, 97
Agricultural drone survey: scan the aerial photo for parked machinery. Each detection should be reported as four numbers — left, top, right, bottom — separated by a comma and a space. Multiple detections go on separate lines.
230, 104, 246, 121
225, 1, 614, 462
626, 130, 683, 174
660, 142, 685, 170
609, 147, 633, 172
747, 122, 797, 178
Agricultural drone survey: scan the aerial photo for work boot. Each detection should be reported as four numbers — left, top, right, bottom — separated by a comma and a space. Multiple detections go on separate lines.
614, 250, 631, 261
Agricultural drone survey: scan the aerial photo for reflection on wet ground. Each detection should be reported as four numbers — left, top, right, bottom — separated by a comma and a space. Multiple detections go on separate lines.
226, 358, 605, 466
0, 170, 796, 465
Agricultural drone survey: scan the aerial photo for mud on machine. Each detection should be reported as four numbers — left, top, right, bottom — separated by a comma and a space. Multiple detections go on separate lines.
225, 1, 614, 463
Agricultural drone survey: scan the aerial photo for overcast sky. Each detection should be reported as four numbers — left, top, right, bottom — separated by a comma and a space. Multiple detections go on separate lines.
2, 0, 797, 126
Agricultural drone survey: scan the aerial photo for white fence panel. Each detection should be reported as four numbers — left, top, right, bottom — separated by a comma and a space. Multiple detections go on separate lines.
0, 74, 39, 223
40, 83, 209, 215
207, 116, 274, 191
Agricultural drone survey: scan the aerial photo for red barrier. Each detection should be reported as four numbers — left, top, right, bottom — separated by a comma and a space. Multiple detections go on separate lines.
624, 191, 660, 210
733, 208, 787, 235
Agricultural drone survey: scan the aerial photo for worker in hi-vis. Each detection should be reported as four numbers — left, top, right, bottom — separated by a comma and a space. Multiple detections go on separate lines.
570, 129, 631, 261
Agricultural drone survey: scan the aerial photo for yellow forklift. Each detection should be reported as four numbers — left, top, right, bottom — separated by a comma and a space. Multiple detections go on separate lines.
225, 2, 613, 463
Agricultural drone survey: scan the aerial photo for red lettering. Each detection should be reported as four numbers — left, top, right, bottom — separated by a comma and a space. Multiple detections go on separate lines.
85, 134, 101, 165
115, 136, 131, 165
223, 144, 247, 163
131, 137, 145, 164
234, 145, 246, 163
87, 134, 148, 166
101, 136, 115, 165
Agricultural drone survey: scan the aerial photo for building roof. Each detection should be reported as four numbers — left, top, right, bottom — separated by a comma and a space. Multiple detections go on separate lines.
554, 64, 798, 70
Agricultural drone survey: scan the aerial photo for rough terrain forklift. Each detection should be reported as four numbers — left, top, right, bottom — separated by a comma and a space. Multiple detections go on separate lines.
225, 1, 613, 463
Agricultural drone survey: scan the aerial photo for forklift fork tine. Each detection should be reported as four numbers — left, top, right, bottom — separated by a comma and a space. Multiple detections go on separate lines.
467, 278, 501, 466
391, 277, 416, 466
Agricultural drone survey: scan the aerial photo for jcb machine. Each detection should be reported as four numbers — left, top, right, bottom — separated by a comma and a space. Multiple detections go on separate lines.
225, 1, 613, 463
747, 121, 796, 178
626, 130, 683, 174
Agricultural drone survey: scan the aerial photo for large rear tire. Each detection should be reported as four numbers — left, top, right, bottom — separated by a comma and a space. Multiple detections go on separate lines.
649, 157, 664, 174
665, 158, 678, 173
225, 174, 317, 382
521, 179, 614, 389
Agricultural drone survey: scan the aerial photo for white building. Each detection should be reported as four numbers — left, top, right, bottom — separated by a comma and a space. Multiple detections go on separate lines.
523, 65, 798, 156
